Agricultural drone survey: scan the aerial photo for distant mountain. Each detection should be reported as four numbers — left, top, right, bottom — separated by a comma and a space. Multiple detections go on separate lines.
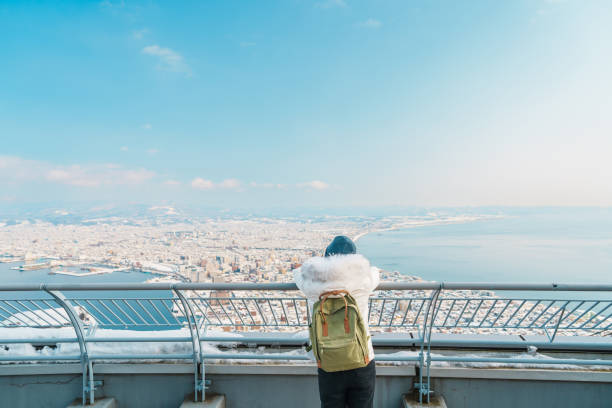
0, 201, 511, 226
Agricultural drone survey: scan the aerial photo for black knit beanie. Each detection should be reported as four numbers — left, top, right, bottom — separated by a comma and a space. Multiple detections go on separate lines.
324, 235, 357, 257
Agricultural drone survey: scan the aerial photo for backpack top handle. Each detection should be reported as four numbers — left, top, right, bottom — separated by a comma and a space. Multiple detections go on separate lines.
319, 290, 350, 335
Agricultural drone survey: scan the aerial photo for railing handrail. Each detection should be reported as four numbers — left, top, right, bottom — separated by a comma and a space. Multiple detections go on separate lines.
1, 282, 612, 291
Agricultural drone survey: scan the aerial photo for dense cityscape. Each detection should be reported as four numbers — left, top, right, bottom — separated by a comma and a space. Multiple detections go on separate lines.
0, 210, 485, 285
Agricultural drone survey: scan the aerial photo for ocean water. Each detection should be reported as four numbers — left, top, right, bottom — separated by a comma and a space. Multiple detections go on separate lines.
0, 263, 155, 287
0, 263, 178, 329
358, 208, 612, 288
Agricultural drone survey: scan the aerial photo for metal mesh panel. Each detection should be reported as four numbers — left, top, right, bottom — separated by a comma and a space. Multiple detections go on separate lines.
0, 298, 71, 328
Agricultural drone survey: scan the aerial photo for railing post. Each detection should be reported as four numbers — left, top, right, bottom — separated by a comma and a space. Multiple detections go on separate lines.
417, 285, 442, 404
173, 287, 202, 402
45, 288, 93, 405
200, 319, 208, 401
425, 285, 442, 404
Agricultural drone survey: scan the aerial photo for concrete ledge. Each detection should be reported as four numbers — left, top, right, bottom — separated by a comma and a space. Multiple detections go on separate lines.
95, 363, 194, 374
524, 335, 612, 348
180, 394, 225, 408
429, 367, 612, 383
203, 363, 416, 376
96, 363, 416, 377
0, 363, 82, 376
66, 397, 117, 408
31, 363, 414, 377
402, 394, 447, 407
207, 364, 317, 376
1, 364, 611, 408
1, 363, 610, 382
429, 333, 524, 347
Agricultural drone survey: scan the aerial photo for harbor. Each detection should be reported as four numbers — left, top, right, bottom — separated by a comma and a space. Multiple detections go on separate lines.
11, 261, 52, 271
1, 259, 188, 288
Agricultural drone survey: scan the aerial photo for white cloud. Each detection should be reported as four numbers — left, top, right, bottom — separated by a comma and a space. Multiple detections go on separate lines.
44, 165, 155, 187
46, 167, 98, 187
142, 45, 191, 76
0, 194, 16, 202
141, 123, 152, 130
191, 177, 214, 190
315, 0, 346, 9
163, 180, 181, 187
0, 155, 155, 188
0, 156, 23, 170
358, 19, 382, 29
132, 28, 149, 40
219, 178, 241, 189
297, 180, 330, 190
147, 148, 159, 155
121, 169, 156, 184
191, 178, 242, 191
0, 156, 47, 181
120, 146, 129, 152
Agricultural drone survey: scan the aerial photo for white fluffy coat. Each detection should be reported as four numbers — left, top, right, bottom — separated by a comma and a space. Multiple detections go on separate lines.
293, 254, 380, 360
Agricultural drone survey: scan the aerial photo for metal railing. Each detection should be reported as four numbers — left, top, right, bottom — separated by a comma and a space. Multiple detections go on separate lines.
1, 282, 611, 405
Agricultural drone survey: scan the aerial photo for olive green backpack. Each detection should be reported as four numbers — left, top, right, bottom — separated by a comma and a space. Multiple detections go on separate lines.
308, 290, 370, 372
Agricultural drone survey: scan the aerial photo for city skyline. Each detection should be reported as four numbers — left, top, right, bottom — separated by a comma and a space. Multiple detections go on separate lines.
2, 0, 612, 208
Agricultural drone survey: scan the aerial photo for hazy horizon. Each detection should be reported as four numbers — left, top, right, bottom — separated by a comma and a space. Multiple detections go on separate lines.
2, 202, 612, 224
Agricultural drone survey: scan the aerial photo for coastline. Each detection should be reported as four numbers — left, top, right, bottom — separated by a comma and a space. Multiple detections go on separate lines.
353, 214, 500, 243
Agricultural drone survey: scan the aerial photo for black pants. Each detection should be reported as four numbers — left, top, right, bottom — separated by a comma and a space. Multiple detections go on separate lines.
317, 360, 375, 408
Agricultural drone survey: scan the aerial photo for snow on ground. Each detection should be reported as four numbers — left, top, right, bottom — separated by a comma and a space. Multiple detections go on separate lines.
379, 350, 612, 370
139, 262, 176, 273
0, 328, 245, 363
0, 327, 610, 370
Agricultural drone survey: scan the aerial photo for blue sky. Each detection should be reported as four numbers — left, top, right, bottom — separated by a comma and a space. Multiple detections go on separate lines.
1, 0, 611, 209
